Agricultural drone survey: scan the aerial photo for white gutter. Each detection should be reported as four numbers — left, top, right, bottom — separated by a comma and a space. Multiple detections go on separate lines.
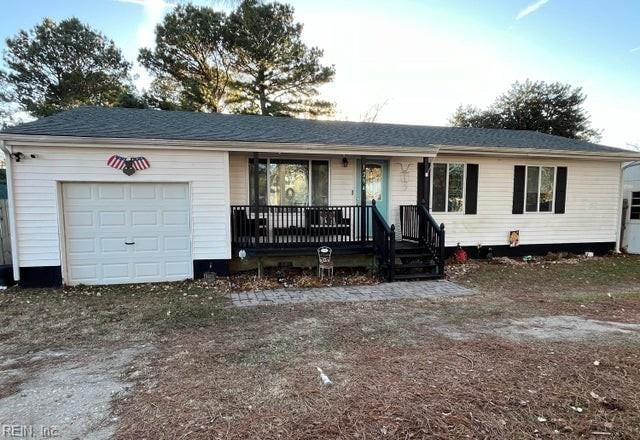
0, 134, 440, 157
0, 141, 20, 282
436, 144, 640, 161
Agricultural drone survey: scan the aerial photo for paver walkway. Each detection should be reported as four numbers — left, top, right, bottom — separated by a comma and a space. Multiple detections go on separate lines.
230, 280, 473, 307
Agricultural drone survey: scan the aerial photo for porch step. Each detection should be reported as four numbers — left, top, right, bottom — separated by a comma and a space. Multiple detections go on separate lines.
393, 272, 442, 281
394, 261, 437, 270
396, 252, 432, 259
395, 246, 428, 254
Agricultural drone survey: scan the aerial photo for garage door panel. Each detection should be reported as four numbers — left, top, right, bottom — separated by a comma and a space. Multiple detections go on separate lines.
66, 211, 95, 227
64, 185, 92, 200
99, 185, 126, 200
99, 211, 127, 227
163, 211, 189, 226
166, 261, 191, 276
165, 236, 190, 251
63, 183, 192, 285
133, 237, 160, 252
130, 184, 157, 199
132, 211, 159, 226
100, 237, 129, 253
69, 264, 98, 282
67, 238, 95, 254
163, 184, 188, 199
134, 262, 161, 277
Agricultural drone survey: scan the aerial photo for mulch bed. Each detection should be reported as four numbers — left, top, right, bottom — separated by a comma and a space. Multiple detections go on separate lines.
226, 267, 381, 291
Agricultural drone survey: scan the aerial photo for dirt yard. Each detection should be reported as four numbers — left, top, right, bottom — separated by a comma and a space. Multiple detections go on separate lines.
1, 255, 639, 439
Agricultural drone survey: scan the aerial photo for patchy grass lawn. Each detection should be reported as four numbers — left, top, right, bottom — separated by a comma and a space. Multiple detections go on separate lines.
1, 255, 639, 439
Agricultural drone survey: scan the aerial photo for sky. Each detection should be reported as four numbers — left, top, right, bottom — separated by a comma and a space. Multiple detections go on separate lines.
0, 0, 638, 148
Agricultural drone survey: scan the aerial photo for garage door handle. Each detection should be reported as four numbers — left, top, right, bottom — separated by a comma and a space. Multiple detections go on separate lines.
125, 241, 135, 245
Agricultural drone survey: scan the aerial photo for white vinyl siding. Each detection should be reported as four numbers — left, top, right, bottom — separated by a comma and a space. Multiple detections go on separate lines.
11, 146, 230, 270
433, 155, 622, 247
389, 157, 420, 239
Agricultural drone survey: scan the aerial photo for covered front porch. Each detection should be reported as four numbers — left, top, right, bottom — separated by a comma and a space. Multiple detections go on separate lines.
228, 150, 446, 280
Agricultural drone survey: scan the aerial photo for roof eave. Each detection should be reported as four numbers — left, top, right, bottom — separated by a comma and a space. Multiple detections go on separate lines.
436, 144, 640, 161
0, 134, 439, 157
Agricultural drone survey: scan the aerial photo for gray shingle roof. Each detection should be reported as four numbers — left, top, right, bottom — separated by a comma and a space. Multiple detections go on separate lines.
0, 106, 630, 155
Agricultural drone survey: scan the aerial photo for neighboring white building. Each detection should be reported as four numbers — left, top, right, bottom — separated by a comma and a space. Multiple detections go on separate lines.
1, 107, 638, 287
622, 162, 640, 254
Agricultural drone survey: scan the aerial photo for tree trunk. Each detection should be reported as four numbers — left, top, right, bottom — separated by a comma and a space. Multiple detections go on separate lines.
257, 69, 268, 116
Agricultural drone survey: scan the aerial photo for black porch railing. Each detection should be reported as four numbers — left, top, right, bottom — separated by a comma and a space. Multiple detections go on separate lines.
371, 200, 395, 281
231, 205, 372, 251
400, 204, 446, 277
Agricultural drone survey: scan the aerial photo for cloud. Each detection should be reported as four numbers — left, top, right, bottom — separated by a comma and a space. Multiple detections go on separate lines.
516, 0, 550, 20
115, 0, 175, 48
631, 47, 640, 53
114, 0, 176, 88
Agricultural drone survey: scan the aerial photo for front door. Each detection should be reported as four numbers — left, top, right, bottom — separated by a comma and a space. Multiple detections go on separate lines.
357, 160, 389, 221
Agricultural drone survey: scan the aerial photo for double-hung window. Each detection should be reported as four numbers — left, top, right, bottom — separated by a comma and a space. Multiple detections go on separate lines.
249, 158, 329, 206
631, 191, 640, 220
525, 166, 556, 212
431, 163, 466, 213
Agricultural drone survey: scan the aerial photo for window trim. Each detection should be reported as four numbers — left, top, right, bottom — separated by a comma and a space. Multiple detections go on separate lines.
247, 156, 331, 206
524, 165, 557, 213
429, 162, 467, 214
630, 191, 640, 222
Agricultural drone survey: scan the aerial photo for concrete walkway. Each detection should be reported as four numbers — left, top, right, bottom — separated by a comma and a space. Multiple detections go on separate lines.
230, 280, 474, 307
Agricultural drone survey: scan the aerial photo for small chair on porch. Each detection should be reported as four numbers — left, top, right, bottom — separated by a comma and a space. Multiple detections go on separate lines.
317, 246, 334, 279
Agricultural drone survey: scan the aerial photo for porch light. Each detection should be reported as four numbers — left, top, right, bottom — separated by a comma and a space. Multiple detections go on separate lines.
238, 249, 247, 260
342, 157, 349, 167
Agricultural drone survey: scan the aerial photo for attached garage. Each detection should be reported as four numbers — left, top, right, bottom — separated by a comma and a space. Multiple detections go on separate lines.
62, 182, 192, 285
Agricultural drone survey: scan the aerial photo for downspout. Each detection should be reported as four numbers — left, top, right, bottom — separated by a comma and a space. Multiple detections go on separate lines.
615, 162, 625, 253
0, 141, 20, 281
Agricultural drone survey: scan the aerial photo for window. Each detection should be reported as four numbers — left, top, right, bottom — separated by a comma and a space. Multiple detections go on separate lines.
525, 166, 555, 212
431, 163, 465, 213
248, 158, 329, 205
631, 191, 640, 220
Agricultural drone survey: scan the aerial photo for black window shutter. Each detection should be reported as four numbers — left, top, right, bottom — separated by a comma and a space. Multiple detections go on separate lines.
465, 164, 479, 214
417, 162, 426, 204
512, 165, 526, 214
555, 166, 567, 214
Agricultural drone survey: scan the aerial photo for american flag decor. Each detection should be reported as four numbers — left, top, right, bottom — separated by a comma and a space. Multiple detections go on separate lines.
107, 155, 150, 175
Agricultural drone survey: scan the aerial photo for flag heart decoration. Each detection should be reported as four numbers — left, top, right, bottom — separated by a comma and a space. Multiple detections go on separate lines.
107, 155, 150, 176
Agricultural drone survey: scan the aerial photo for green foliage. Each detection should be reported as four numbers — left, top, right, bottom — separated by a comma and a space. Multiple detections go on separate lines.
226, 0, 335, 116
115, 91, 149, 109
1, 18, 131, 117
450, 80, 601, 141
115, 77, 194, 111
138, 4, 233, 113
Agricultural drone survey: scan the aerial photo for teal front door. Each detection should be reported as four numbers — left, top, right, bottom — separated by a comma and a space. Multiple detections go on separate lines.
357, 160, 389, 222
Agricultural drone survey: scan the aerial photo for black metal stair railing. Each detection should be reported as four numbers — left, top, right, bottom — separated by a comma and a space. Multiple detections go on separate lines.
399, 204, 446, 278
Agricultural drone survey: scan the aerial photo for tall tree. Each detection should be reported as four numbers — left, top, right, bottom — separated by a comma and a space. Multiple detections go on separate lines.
226, 0, 335, 116
138, 5, 233, 112
450, 80, 601, 141
0, 18, 131, 117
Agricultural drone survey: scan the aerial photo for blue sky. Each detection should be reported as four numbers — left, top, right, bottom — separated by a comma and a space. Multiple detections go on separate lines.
1, 0, 638, 147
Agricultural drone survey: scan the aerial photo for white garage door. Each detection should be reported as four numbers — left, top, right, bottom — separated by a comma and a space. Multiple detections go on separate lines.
62, 183, 192, 285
